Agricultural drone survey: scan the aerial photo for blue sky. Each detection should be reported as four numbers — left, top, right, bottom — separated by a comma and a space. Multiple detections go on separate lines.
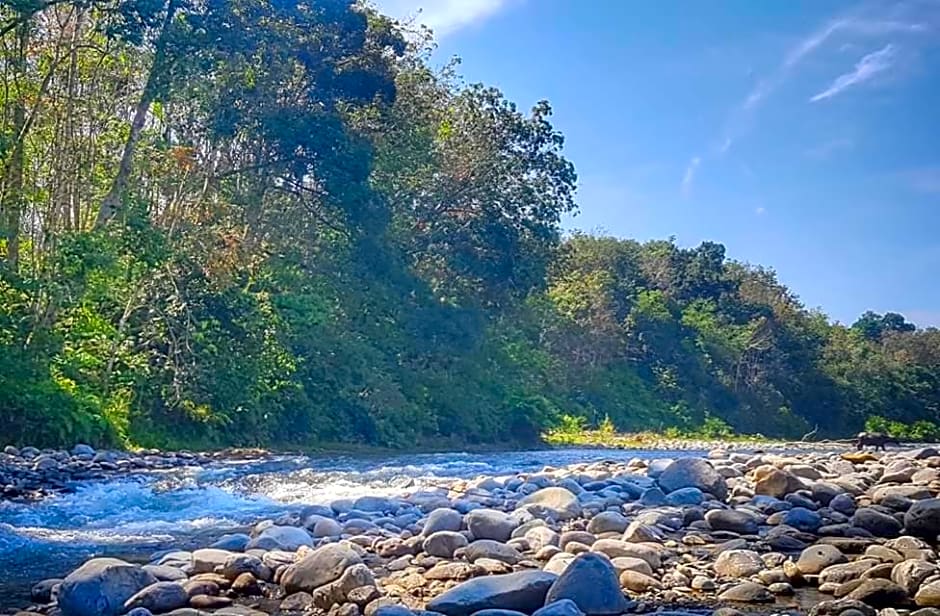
374, 0, 940, 327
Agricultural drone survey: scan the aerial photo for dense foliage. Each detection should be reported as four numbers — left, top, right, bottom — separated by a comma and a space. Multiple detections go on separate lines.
1, 1, 938, 449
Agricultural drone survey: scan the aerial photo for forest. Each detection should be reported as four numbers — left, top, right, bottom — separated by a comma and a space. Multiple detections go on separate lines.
1, 0, 938, 449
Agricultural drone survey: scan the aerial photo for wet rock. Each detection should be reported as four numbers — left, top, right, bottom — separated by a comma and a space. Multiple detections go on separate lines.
657, 458, 727, 501
426, 570, 557, 616
58, 558, 158, 616
544, 553, 631, 615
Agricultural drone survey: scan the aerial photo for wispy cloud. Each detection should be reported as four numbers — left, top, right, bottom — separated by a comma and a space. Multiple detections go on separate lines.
681, 157, 701, 196
810, 44, 897, 102
805, 137, 855, 160
755, 206, 766, 216
371, 0, 510, 38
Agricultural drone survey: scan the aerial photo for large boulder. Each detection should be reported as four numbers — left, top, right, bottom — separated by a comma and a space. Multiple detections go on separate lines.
518, 488, 581, 521
657, 458, 727, 501
467, 509, 519, 542
905, 499, 940, 540
544, 553, 631, 615
58, 558, 158, 616
280, 543, 362, 594
426, 570, 557, 616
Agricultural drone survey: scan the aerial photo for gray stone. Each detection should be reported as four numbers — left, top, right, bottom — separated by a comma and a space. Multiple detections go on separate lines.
892, 559, 938, 596
425, 508, 464, 535
714, 550, 764, 578
706, 509, 759, 534
209, 534, 250, 551
797, 545, 847, 575
466, 509, 519, 542
587, 511, 628, 534
246, 525, 313, 551
906, 499, 940, 540
717, 582, 773, 603
124, 582, 189, 612
533, 599, 585, 616
845, 579, 909, 608
783, 507, 823, 532
424, 531, 469, 558
853, 508, 903, 538
544, 553, 631, 615
657, 457, 727, 501
518, 488, 581, 521
665, 487, 705, 506
426, 570, 557, 616
465, 540, 521, 564
281, 543, 363, 594
58, 558, 158, 616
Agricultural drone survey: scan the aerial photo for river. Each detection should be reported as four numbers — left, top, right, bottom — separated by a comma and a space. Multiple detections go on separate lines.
0, 447, 707, 608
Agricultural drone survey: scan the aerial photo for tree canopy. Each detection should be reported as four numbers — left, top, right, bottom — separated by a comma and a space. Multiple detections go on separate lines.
1, 0, 938, 448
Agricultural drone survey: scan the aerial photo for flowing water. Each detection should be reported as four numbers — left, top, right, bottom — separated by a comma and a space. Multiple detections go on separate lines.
0, 448, 704, 608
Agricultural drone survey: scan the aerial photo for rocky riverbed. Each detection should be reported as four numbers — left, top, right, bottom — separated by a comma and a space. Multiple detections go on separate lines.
6, 444, 940, 616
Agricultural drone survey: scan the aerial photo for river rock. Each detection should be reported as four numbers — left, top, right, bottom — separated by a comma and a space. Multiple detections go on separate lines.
917, 581, 940, 607
518, 488, 581, 521
31, 578, 62, 602
587, 511, 628, 534
533, 599, 585, 616
58, 558, 158, 616
657, 458, 727, 501
424, 531, 469, 558
247, 525, 313, 551
281, 543, 363, 594
893, 560, 938, 596
853, 508, 903, 537
797, 545, 847, 575
465, 540, 521, 564
312, 517, 343, 538
846, 579, 909, 608
714, 550, 764, 578
426, 570, 557, 616
753, 466, 802, 499
467, 510, 519, 542
706, 509, 759, 534
425, 508, 464, 535
192, 549, 232, 574
210, 534, 250, 551
905, 499, 940, 540
123, 581, 189, 612
618, 570, 662, 593
783, 507, 823, 532
544, 553, 631, 615
717, 582, 773, 603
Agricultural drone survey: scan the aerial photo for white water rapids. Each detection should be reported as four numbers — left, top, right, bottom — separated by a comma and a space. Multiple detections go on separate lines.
0, 448, 701, 607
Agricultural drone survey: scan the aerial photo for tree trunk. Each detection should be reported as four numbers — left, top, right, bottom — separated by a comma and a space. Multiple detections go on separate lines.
1, 16, 28, 271
94, 0, 177, 228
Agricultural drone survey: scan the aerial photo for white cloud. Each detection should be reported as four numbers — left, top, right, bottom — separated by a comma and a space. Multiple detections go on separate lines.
755, 206, 766, 216
370, 0, 510, 37
810, 44, 896, 102
681, 157, 701, 196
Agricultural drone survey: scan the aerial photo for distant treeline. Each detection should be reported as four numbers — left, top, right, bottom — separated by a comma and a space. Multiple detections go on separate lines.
1, 1, 937, 449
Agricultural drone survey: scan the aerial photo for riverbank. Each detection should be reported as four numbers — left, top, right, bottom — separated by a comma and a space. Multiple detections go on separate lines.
8, 441, 940, 616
